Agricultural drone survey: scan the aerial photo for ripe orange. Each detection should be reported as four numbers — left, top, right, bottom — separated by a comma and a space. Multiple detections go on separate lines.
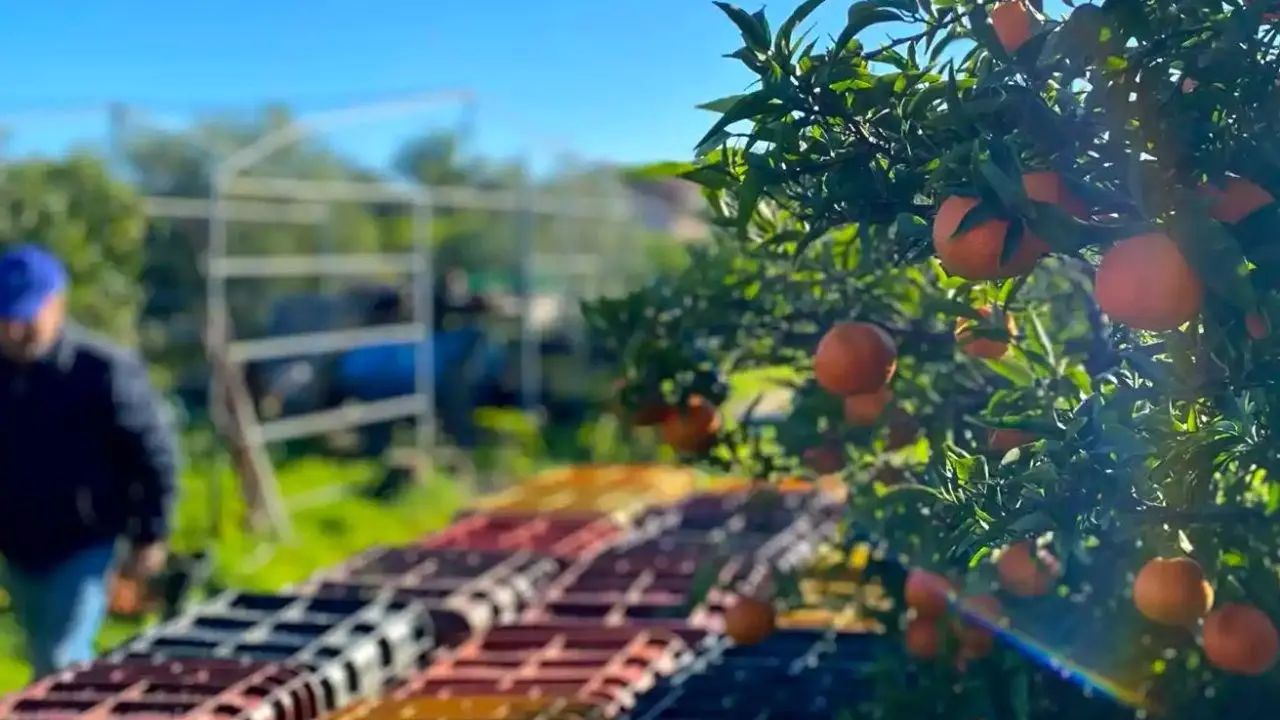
954, 594, 1004, 659
1198, 177, 1275, 224
932, 196, 1048, 280
802, 445, 844, 475
1094, 233, 1203, 331
1246, 312, 1271, 340
813, 322, 898, 396
956, 307, 1016, 360
1202, 603, 1280, 676
991, 1, 1034, 54
1132, 557, 1213, 627
631, 403, 673, 427
724, 596, 777, 645
611, 379, 671, 427
989, 428, 1036, 452
1022, 170, 1089, 218
660, 395, 721, 453
905, 569, 954, 618
813, 474, 849, 503
904, 616, 944, 659
843, 387, 893, 426
996, 541, 1061, 598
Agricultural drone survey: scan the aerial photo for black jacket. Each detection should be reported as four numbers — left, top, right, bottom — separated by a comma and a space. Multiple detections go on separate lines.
0, 326, 179, 573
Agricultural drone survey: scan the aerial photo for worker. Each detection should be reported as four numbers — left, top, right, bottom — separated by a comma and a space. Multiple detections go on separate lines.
0, 244, 179, 679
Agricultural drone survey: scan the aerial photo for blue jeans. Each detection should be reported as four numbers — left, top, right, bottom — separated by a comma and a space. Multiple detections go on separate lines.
3, 544, 115, 680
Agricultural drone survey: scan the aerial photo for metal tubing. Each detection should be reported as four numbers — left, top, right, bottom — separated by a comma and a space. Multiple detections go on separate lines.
206, 253, 420, 278
409, 197, 436, 478
255, 394, 429, 443
222, 176, 632, 219
225, 323, 426, 363
143, 197, 329, 224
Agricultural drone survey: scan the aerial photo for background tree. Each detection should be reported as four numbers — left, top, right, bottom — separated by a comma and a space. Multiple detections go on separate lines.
0, 153, 147, 345
591, 0, 1280, 716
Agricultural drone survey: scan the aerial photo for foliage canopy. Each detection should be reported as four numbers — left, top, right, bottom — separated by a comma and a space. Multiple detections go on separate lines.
588, 0, 1280, 716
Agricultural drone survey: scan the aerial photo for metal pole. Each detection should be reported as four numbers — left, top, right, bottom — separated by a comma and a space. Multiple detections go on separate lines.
562, 156, 591, 378
317, 205, 336, 297
411, 196, 436, 482
514, 178, 540, 412
207, 181, 230, 432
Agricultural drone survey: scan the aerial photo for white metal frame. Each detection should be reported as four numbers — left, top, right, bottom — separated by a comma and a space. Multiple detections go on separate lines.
203, 92, 639, 464
207, 94, 460, 479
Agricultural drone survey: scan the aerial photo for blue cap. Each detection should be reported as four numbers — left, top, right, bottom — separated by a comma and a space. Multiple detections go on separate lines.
0, 244, 68, 322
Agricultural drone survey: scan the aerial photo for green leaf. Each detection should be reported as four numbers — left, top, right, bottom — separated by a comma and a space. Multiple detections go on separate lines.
928, 25, 963, 64
967, 3, 1003, 57
625, 161, 695, 180
1027, 309, 1056, 368
735, 172, 764, 233
930, 297, 988, 321
976, 159, 1026, 210
714, 1, 771, 51
880, 0, 918, 12
692, 91, 781, 155
776, 0, 830, 56
696, 94, 749, 113
985, 355, 1036, 386
999, 219, 1025, 266
1170, 210, 1258, 313
680, 165, 737, 191
683, 559, 725, 610
837, 2, 905, 52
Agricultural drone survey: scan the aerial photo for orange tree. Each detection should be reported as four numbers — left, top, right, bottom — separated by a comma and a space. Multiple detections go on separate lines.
584, 0, 1280, 717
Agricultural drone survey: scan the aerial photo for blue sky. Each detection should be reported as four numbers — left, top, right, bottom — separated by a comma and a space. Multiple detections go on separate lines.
0, 0, 860, 170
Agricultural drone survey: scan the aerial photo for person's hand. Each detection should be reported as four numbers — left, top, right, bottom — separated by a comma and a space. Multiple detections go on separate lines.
120, 541, 168, 579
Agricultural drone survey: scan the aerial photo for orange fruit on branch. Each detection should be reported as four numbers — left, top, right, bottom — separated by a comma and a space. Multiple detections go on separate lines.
956, 307, 1016, 360
724, 596, 777, 646
991, 1, 1035, 54
1198, 177, 1274, 224
905, 569, 955, 618
802, 445, 844, 475
813, 321, 898, 396
996, 541, 1061, 598
813, 474, 849, 503
932, 196, 1049, 280
1022, 170, 1089, 218
1094, 232, 1203, 331
954, 594, 1005, 659
904, 616, 944, 659
989, 428, 1037, 452
1132, 556, 1213, 627
1246, 312, 1271, 340
611, 379, 671, 427
631, 403, 673, 427
843, 387, 894, 426
660, 394, 721, 453
1202, 603, 1279, 676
